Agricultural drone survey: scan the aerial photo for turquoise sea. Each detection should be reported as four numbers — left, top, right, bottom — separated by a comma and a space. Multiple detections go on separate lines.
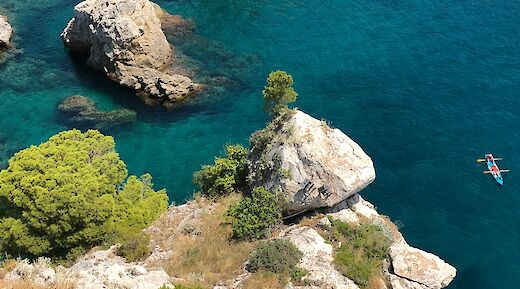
1, 0, 519, 288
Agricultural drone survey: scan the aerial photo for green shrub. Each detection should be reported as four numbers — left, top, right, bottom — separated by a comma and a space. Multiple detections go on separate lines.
115, 231, 150, 262
248, 239, 302, 274
290, 266, 309, 282
262, 70, 298, 117
330, 220, 391, 287
0, 129, 168, 260
226, 186, 282, 240
193, 144, 248, 198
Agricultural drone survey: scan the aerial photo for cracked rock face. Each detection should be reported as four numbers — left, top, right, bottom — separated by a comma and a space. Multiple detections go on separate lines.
249, 110, 376, 216
0, 15, 13, 48
61, 0, 201, 106
389, 243, 456, 289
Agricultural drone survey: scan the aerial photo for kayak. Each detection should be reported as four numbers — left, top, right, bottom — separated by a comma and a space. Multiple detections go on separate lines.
485, 154, 504, 186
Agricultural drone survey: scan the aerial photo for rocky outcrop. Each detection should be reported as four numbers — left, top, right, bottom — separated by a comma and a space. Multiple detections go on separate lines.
388, 243, 456, 289
61, 0, 201, 106
325, 195, 457, 289
70, 249, 172, 289
283, 226, 360, 289
249, 110, 376, 216
58, 95, 137, 130
0, 15, 13, 48
4, 248, 172, 289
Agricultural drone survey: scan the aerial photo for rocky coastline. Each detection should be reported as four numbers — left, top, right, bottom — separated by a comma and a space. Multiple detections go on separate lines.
1, 110, 456, 289
61, 0, 202, 107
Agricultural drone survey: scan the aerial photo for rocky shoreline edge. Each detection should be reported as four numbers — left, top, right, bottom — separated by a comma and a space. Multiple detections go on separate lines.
1, 110, 456, 289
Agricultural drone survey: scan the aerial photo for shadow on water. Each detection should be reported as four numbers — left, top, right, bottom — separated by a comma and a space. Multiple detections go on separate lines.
62, 16, 264, 126
65, 51, 231, 124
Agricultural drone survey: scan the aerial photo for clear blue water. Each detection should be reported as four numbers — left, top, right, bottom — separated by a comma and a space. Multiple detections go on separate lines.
1, 0, 519, 288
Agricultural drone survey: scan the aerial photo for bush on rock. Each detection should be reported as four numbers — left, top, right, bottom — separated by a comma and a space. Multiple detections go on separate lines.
115, 230, 151, 262
248, 239, 302, 274
226, 186, 282, 240
193, 144, 248, 198
330, 219, 391, 287
0, 129, 168, 260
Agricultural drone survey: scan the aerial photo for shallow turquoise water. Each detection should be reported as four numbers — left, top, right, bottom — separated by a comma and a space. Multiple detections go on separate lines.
1, 0, 520, 288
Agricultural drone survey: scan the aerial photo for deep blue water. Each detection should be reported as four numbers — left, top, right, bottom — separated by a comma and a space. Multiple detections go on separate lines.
1, 0, 519, 288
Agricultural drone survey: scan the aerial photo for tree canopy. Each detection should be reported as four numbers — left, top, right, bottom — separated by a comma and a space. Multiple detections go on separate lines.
193, 144, 248, 198
0, 129, 168, 260
262, 70, 298, 117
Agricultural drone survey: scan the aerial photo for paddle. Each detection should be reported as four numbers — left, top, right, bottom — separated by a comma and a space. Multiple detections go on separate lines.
477, 158, 502, 162
483, 169, 509, 174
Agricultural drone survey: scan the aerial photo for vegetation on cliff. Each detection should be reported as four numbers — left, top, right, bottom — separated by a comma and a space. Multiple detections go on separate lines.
326, 219, 391, 288
0, 129, 168, 261
193, 144, 248, 198
262, 70, 298, 117
226, 186, 283, 240
248, 239, 303, 275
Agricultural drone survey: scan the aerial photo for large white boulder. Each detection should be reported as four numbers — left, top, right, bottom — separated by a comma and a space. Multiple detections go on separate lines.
0, 15, 13, 48
249, 110, 376, 215
61, 0, 201, 106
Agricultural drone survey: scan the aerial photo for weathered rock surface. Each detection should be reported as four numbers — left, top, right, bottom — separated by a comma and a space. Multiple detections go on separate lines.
0, 15, 13, 48
388, 243, 456, 289
58, 95, 137, 130
4, 249, 172, 289
325, 195, 456, 289
70, 249, 172, 289
61, 0, 201, 106
249, 110, 376, 216
5, 258, 62, 286
283, 226, 360, 289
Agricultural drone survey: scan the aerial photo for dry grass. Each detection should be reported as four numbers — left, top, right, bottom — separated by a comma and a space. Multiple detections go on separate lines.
242, 272, 285, 289
156, 194, 258, 288
366, 276, 388, 289
0, 259, 18, 278
0, 280, 74, 289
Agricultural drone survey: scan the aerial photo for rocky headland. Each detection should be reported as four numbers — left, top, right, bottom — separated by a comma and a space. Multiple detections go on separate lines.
0, 110, 456, 289
0, 15, 13, 49
61, 0, 202, 107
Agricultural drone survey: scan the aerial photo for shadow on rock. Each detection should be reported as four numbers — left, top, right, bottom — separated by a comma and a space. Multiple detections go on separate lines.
58, 95, 137, 131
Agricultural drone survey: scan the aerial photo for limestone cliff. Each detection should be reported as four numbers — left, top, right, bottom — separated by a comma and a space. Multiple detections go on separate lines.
249, 110, 376, 216
0, 110, 456, 289
61, 0, 201, 106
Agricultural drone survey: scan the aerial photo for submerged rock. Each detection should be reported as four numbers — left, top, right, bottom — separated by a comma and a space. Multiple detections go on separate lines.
248, 110, 376, 216
61, 0, 202, 106
58, 95, 136, 130
0, 15, 13, 48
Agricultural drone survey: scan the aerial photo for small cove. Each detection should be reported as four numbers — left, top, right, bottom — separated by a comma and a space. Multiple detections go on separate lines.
1, 0, 520, 288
